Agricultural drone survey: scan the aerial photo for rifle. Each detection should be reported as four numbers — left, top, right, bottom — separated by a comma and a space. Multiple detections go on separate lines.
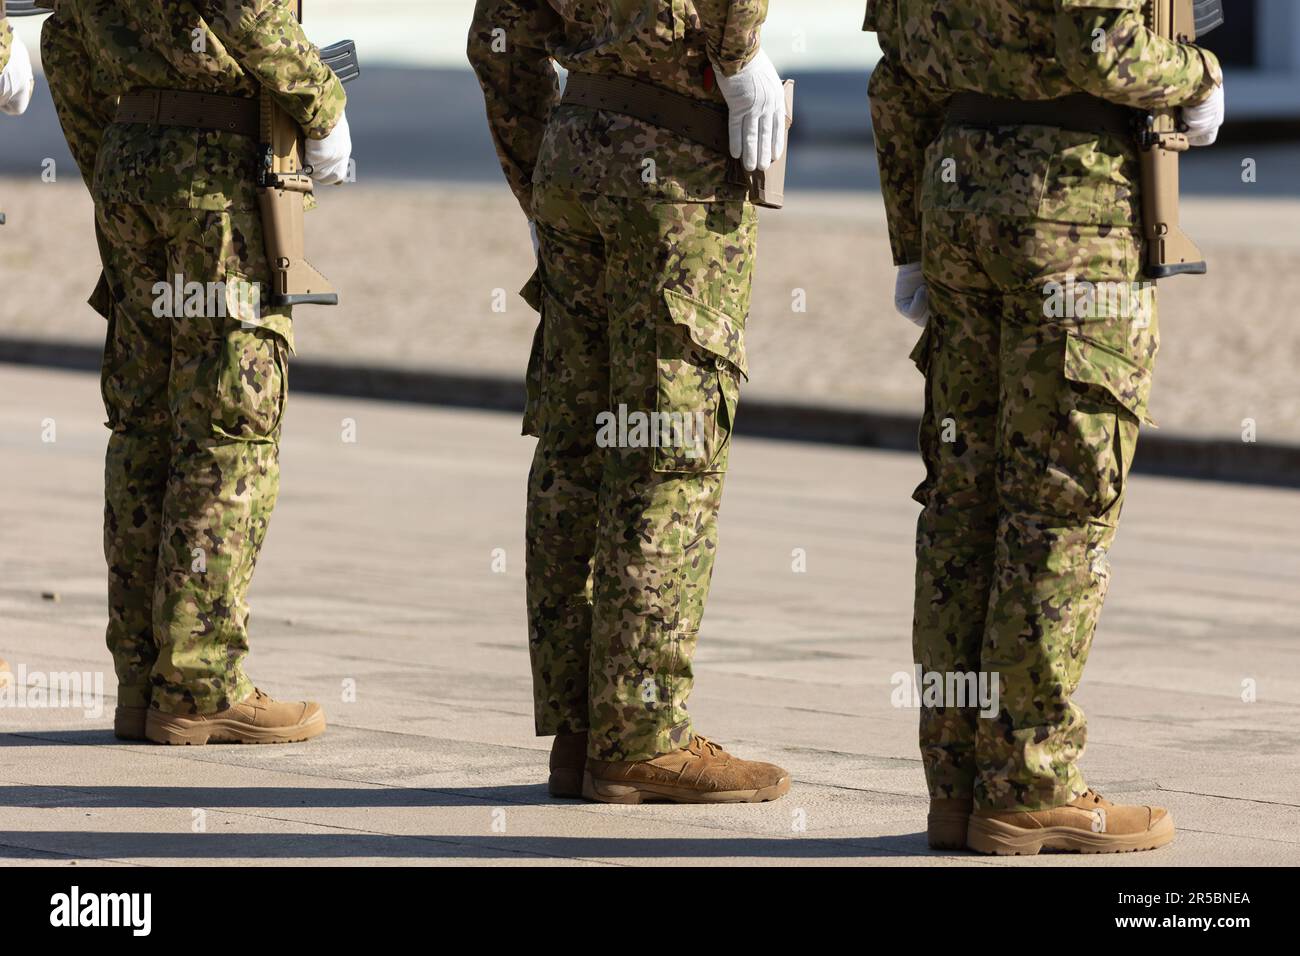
1139, 0, 1224, 279
257, 3, 359, 306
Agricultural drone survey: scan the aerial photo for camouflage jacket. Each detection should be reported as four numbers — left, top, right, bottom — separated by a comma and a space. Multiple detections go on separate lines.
468, 0, 768, 215
43, 0, 345, 211
865, 0, 1223, 265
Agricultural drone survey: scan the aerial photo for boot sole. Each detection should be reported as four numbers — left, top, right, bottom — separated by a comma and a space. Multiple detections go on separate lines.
582, 771, 791, 805
927, 810, 971, 850
966, 812, 1175, 855
548, 769, 584, 799
145, 710, 326, 746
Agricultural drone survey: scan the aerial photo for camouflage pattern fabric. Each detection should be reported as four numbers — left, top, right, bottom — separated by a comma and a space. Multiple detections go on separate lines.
525, 184, 755, 762
467, 0, 767, 217
42, 1, 336, 715
866, 0, 1219, 812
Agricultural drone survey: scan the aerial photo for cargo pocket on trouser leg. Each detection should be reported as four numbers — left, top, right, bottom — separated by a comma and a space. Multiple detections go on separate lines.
94, 270, 119, 426
908, 323, 937, 507
653, 288, 748, 474
520, 267, 546, 438
1043, 332, 1154, 526
211, 321, 289, 444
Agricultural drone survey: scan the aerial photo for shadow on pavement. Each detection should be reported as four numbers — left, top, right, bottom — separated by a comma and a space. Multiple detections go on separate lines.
0, 831, 940, 861
0, 730, 122, 746
0, 784, 556, 809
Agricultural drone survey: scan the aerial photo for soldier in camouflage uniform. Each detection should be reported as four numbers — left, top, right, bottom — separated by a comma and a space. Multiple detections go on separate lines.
1, 9, 35, 691
867, 0, 1224, 853
42, 0, 351, 745
469, 0, 791, 803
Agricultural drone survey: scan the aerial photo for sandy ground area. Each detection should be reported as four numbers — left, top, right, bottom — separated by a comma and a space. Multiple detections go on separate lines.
1, 179, 1297, 443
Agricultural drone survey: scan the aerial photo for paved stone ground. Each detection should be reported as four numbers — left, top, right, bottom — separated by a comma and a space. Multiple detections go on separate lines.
2, 181, 1298, 447
1, 365, 1297, 866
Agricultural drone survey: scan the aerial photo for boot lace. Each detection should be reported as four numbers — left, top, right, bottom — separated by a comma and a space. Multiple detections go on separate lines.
689, 735, 726, 757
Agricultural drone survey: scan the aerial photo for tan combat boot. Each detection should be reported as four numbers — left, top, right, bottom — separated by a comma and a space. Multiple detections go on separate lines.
0, 657, 12, 689
584, 735, 790, 804
548, 731, 587, 798
114, 705, 149, 741
928, 797, 973, 850
967, 789, 1174, 855
145, 688, 325, 745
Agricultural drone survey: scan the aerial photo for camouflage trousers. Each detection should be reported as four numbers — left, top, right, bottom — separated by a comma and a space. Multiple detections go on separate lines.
95, 201, 291, 715
913, 209, 1158, 812
524, 182, 756, 762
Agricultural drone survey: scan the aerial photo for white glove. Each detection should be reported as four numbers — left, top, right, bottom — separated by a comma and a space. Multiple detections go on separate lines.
894, 263, 929, 328
528, 221, 539, 259
305, 112, 352, 184
712, 48, 786, 173
0, 32, 35, 117
1183, 83, 1224, 147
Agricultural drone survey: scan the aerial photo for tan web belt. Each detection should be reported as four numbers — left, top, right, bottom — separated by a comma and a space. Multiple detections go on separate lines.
561, 72, 732, 156
115, 89, 260, 139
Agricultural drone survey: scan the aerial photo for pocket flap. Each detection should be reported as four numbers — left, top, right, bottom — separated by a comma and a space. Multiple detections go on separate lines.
225, 271, 294, 354
520, 268, 543, 314
908, 324, 932, 373
663, 288, 748, 380
1065, 334, 1155, 426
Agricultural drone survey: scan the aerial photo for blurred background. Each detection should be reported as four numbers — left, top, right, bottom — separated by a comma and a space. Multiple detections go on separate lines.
3, 0, 1299, 470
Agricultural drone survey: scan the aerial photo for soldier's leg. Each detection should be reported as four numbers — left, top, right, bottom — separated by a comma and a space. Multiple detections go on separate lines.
149, 208, 290, 715
94, 203, 173, 710
586, 197, 756, 762
913, 209, 1002, 801
976, 220, 1155, 812
524, 184, 609, 736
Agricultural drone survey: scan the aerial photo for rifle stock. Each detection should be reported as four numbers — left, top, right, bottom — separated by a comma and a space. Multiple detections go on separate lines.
258, 92, 338, 306
258, 3, 359, 307
1139, 0, 1222, 279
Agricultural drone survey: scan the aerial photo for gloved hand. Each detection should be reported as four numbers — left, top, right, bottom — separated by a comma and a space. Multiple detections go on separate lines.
894, 262, 929, 328
712, 48, 786, 173
305, 112, 352, 184
1183, 82, 1224, 147
0, 32, 35, 117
